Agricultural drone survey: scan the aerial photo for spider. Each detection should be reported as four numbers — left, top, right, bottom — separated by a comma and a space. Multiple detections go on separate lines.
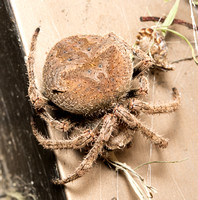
27, 27, 180, 185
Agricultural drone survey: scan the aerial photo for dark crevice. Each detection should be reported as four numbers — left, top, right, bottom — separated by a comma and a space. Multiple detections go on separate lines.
0, 1, 66, 199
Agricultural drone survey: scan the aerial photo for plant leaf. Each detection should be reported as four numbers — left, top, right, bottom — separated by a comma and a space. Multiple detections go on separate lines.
158, 27, 198, 64
193, 0, 198, 5
162, 0, 180, 36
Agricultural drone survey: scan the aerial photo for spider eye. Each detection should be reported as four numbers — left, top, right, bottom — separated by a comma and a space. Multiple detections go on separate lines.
98, 64, 102, 68
87, 47, 91, 51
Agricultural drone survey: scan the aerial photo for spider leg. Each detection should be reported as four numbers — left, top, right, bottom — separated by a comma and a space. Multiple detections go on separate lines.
129, 87, 181, 114
27, 28, 47, 110
133, 60, 152, 77
153, 63, 174, 71
39, 110, 73, 132
31, 119, 94, 150
132, 47, 173, 78
27, 28, 72, 133
133, 59, 174, 78
130, 75, 149, 96
114, 105, 168, 148
132, 47, 153, 61
52, 114, 117, 185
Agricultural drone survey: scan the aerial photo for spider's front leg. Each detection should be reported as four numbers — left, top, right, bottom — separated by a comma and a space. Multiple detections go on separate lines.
27, 28, 72, 133
132, 46, 173, 78
132, 47, 154, 78
130, 75, 149, 97
27, 28, 48, 111
129, 87, 181, 114
53, 114, 117, 185
114, 105, 168, 148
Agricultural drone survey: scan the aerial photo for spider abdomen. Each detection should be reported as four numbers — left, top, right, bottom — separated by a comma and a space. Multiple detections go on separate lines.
43, 33, 134, 115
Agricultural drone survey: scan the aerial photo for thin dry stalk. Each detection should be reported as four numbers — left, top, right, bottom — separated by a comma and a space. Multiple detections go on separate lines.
107, 153, 156, 200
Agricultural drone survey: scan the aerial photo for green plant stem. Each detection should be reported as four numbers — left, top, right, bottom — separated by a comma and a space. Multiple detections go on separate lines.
157, 27, 198, 64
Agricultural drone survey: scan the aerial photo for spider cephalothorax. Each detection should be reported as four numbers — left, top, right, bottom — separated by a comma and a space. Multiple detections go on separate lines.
27, 27, 180, 185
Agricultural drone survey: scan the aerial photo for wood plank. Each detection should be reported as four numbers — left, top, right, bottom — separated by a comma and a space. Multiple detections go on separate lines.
0, 1, 66, 199
5, 0, 198, 199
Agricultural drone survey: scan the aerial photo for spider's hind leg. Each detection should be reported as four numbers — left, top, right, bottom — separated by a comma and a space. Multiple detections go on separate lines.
31, 119, 94, 150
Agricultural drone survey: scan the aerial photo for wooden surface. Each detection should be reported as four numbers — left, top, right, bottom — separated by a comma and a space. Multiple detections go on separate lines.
0, 1, 66, 199
2, 0, 198, 199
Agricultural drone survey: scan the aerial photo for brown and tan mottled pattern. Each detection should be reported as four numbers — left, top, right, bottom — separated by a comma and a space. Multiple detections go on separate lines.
136, 28, 173, 70
27, 28, 180, 185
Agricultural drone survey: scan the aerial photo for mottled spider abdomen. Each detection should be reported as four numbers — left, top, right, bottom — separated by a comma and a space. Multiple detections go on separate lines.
43, 33, 133, 115
136, 28, 168, 67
